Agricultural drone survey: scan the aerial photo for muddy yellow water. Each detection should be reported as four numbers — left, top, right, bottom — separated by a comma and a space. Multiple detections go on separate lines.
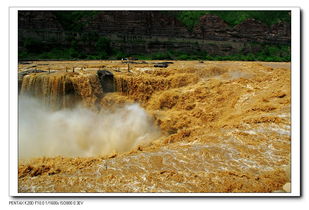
18, 61, 291, 193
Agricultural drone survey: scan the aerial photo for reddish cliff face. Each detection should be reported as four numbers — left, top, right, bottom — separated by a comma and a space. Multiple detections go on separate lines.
18, 11, 291, 56
269, 21, 291, 43
84, 11, 190, 38
18, 11, 65, 47
18, 11, 63, 31
193, 14, 230, 40
271, 21, 291, 37
198, 14, 229, 30
234, 18, 269, 34
233, 18, 270, 43
83, 12, 290, 44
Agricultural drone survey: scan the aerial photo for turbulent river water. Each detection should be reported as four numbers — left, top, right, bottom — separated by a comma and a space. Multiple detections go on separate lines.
18, 60, 291, 193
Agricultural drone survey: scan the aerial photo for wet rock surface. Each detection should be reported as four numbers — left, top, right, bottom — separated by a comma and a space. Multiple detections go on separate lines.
154, 63, 168, 68
97, 70, 115, 93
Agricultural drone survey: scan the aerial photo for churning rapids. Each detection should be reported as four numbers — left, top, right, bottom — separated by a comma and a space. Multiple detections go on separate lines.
18, 60, 291, 193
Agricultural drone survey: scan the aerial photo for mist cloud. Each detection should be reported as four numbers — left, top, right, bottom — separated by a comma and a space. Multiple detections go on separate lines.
18, 96, 161, 159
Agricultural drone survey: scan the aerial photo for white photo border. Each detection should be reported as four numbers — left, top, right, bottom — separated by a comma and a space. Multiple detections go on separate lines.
9, 7, 301, 197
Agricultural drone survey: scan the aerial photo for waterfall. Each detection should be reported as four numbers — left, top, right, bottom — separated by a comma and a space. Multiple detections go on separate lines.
19, 71, 104, 109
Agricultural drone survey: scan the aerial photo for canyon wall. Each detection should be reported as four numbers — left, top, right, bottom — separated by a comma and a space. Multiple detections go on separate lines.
18, 11, 291, 57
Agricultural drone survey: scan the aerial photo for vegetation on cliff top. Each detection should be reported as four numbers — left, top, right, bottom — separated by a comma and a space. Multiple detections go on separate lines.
171, 11, 290, 31
19, 40, 290, 62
